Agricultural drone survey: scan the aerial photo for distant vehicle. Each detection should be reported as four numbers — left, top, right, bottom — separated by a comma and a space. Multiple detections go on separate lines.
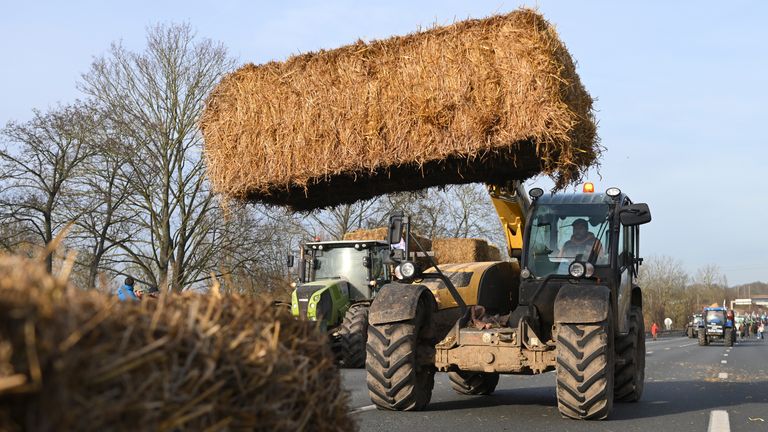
698, 307, 735, 346
686, 313, 703, 338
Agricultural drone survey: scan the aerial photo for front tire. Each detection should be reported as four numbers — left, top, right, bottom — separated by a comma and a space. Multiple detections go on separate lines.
339, 303, 369, 368
725, 329, 734, 347
448, 371, 500, 395
556, 310, 615, 420
366, 295, 435, 411
698, 329, 709, 346
614, 306, 644, 402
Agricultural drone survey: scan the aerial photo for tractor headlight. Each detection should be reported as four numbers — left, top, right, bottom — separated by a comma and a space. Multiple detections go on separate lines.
399, 261, 417, 279
584, 262, 595, 278
568, 262, 595, 278
569, 262, 585, 278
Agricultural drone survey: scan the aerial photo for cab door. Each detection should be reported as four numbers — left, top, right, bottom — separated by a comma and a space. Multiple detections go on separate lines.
616, 219, 638, 334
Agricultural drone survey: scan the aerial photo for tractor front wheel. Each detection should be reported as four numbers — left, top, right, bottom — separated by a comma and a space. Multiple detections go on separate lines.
339, 303, 369, 368
366, 295, 435, 411
556, 308, 615, 420
724, 329, 734, 347
698, 330, 709, 346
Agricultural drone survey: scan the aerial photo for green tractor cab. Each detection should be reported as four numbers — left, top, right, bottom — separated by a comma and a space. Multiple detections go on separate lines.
290, 240, 391, 367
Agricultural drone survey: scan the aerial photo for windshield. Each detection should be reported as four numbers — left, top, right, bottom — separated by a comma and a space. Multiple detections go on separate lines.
312, 247, 376, 289
706, 311, 725, 325
525, 203, 610, 277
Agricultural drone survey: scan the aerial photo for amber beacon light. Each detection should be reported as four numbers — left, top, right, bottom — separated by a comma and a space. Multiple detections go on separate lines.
582, 182, 595, 193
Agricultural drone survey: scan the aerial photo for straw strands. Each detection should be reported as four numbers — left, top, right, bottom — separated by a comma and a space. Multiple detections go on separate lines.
201, 9, 599, 211
0, 256, 354, 432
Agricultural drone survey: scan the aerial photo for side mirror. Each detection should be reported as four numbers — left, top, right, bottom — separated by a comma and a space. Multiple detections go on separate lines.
362, 256, 371, 268
388, 214, 404, 245
312, 259, 320, 270
620, 203, 651, 226
286, 254, 295, 268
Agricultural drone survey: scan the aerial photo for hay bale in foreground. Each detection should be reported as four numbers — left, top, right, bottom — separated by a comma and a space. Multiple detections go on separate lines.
0, 256, 354, 432
433, 238, 502, 264
201, 9, 599, 210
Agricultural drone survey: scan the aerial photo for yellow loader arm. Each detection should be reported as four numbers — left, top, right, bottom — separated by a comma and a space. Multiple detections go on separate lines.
488, 181, 530, 258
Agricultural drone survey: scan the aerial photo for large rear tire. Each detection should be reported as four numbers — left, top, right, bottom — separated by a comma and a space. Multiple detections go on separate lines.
448, 371, 500, 396
698, 329, 708, 346
556, 310, 615, 420
339, 303, 369, 368
366, 295, 435, 411
614, 306, 645, 402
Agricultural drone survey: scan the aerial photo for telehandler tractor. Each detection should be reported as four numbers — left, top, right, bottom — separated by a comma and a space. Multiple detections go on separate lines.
365, 183, 651, 420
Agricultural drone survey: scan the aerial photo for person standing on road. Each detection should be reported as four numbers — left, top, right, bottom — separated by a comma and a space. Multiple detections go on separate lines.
651, 322, 659, 341
752, 320, 759, 339
759, 321, 765, 340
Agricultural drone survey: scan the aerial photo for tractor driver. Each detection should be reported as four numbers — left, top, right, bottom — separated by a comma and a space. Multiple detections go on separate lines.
559, 218, 603, 260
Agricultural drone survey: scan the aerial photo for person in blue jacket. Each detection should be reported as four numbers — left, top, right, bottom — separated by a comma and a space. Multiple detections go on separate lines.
117, 276, 140, 302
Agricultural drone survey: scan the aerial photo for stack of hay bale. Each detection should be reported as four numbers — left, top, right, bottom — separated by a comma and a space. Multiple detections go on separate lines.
201, 8, 599, 211
0, 256, 354, 432
432, 238, 502, 265
342, 227, 432, 251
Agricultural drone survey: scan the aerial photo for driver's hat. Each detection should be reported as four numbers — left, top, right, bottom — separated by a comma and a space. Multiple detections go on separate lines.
572, 218, 588, 228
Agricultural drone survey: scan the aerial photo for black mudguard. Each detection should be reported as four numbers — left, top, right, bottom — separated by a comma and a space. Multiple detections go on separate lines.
369, 282, 435, 325
554, 284, 611, 324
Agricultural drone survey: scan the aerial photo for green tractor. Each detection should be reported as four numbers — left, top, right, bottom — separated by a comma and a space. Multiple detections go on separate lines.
289, 239, 392, 367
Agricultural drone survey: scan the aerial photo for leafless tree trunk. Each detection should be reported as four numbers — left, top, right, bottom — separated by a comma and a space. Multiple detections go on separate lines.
67, 125, 137, 289
80, 23, 234, 292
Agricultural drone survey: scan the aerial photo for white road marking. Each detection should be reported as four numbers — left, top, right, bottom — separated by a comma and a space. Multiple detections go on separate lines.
678, 342, 698, 348
721, 360, 727, 364
646, 351, 654, 354
718, 373, 728, 379
707, 410, 731, 432
350, 404, 377, 414
723, 353, 728, 357
664, 347, 670, 350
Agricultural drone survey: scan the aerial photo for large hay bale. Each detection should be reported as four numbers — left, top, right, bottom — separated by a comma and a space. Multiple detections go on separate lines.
343, 227, 432, 250
0, 256, 354, 432
342, 227, 389, 241
201, 9, 599, 210
433, 238, 501, 264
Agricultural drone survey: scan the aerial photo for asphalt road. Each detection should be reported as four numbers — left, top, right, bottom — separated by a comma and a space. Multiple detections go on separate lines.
343, 335, 768, 432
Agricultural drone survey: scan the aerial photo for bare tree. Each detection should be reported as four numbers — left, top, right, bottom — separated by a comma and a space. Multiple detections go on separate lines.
638, 255, 689, 327
692, 264, 730, 306
67, 126, 137, 289
80, 23, 234, 292
308, 199, 381, 240
0, 103, 97, 272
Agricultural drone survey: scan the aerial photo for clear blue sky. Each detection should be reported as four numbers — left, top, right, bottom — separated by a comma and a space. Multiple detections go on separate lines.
2, 1, 766, 285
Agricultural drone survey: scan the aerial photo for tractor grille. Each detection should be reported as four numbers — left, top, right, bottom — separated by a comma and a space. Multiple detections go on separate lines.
296, 284, 321, 318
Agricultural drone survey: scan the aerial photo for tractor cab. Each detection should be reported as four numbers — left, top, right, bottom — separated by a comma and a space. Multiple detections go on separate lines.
516, 187, 650, 337
290, 240, 390, 327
